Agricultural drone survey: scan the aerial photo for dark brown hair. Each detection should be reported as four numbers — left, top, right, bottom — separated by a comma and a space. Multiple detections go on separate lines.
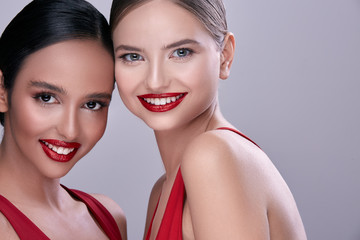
0, 0, 113, 126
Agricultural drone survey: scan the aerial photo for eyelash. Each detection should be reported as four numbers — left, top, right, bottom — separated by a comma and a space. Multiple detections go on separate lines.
83, 101, 108, 111
33, 92, 58, 105
171, 48, 194, 59
33, 92, 108, 112
119, 53, 144, 64
118, 47, 195, 63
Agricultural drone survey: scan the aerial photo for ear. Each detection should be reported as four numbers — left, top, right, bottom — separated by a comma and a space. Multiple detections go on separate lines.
219, 32, 235, 80
0, 70, 9, 113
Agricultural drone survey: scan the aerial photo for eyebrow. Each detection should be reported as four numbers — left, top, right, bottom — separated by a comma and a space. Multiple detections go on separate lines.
164, 39, 200, 49
29, 80, 112, 100
29, 80, 66, 94
86, 93, 112, 101
115, 45, 142, 53
115, 39, 200, 53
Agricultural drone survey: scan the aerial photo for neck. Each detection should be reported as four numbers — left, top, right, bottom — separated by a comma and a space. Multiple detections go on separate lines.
0, 139, 65, 209
154, 101, 229, 176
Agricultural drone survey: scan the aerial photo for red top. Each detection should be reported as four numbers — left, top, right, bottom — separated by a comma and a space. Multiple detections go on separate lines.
0, 185, 122, 240
145, 168, 185, 240
145, 127, 260, 240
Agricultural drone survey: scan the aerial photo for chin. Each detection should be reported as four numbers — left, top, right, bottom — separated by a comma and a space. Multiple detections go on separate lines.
43, 169, 72, 180
41, 161, 79, 180
143, 118, 182, 132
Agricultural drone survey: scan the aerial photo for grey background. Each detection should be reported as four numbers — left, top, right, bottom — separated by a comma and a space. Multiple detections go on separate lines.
1, 0, 359, 239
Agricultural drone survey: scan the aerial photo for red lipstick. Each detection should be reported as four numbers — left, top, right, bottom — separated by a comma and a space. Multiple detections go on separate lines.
137, 92, 187, 112
39, 139, 81, 163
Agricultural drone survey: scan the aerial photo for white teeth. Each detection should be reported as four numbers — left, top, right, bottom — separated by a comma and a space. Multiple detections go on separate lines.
143, 94, 184, 106
57, 147, 64, 155
63, 148, 71, 155
42, 141, 75, 155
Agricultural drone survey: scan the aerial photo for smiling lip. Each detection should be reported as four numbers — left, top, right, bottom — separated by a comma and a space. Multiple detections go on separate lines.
137, 92, 187, 112
39, 139, 81, 163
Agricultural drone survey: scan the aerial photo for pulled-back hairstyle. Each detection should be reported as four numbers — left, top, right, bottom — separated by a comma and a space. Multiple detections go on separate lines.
110, 0, 228, 48
0, 0, 113, 125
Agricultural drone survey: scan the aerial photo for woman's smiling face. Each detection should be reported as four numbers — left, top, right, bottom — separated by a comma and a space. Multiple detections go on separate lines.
112, 0, 223, 131
2, 39, 114, 178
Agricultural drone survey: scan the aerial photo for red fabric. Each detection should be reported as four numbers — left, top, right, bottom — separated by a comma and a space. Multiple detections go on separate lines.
0, 186, 122, 240
217, 127, 261, 149
64, 186, 123, 240
146, 168, 185, 240
145, 127, 259, 239
0, 195, 49, 240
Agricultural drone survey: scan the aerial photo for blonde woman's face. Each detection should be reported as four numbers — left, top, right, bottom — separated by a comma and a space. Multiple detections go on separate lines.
113, 0, 222, 131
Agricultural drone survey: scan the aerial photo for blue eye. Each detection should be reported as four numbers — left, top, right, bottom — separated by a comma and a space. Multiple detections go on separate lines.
122, 53, 143, 62
172, 48, 192, 58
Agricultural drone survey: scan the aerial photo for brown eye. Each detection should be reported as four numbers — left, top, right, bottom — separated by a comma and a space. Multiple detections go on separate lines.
35, 93, 56, 103
84, 101, 103, 110
41, 95, 52, 102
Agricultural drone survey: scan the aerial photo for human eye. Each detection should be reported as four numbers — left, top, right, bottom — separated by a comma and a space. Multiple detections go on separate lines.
120, 53, 144, 62
83, 101, 108, 111
33, 92, 58, 104
171, 48, 193, 59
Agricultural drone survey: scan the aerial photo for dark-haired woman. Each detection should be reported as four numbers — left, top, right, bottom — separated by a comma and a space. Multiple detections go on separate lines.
0, 0, 126, 239
110, 0, 306, 239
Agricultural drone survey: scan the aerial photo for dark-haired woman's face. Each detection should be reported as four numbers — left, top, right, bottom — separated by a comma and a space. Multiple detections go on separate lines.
3, 39, 114, 178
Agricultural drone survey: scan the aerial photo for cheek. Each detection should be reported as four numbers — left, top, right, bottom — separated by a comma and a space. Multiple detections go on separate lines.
80, 112, 108, 144
180, 56, 220, 93
115, 65, 142, 111
115, 65, 135, 95
9, 98, 51, 137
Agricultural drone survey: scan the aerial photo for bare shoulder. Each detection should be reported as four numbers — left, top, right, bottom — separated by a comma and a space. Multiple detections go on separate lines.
182, 128, 266, 177
181, 129, 272, 239
181, 129, 306, 239
90, 193, 127, 240
0, 212, 20, 239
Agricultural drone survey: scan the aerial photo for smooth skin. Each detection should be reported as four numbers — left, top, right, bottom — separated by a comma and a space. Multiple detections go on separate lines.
0, 40, 127, 240
113, 0, 306, 239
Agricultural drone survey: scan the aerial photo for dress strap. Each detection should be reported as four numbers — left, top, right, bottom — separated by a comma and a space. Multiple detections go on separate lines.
146, 168, 185, 240
217, 127, 261, 149
0, 194, 50, 239
62, 185, 122, 240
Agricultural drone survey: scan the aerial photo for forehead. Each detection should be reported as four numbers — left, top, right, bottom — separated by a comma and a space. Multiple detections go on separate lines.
14, 40, 114, 92
113, 0, 212, 46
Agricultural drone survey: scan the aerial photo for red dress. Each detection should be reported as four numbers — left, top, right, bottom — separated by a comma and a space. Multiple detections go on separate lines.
0, 185, 122, 240
145, 127, 260, 240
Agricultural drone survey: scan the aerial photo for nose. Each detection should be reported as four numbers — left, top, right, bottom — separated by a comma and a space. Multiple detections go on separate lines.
56, 106, 80, 141
145, 60, 170, 91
